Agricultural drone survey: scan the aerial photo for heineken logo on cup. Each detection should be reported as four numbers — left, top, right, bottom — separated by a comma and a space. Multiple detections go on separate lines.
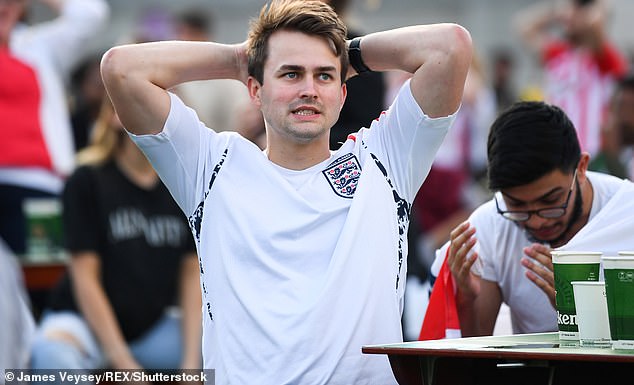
557, 312, 577, 326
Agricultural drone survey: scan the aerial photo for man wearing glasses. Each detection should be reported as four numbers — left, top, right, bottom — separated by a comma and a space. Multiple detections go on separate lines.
428, 101, 634, 337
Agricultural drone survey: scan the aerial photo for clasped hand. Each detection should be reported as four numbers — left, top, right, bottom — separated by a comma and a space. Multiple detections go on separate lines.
447, 221, 556, 308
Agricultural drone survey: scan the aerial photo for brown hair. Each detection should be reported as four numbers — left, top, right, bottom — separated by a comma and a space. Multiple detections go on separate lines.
246, 0, 348, 84
76, 98, 126, 166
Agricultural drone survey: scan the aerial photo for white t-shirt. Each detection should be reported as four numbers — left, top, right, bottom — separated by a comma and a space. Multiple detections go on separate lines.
432, 171, 624, 334
0, 239, 34, 370
130, 80, 455, 385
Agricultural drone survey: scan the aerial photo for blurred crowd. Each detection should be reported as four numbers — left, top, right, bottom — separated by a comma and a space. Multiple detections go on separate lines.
2, 0, 633, 376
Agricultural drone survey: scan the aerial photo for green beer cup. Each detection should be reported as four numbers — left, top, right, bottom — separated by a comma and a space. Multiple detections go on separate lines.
551, 251, 602, 340
23, 198, 64, 262
603, 253, 634, 349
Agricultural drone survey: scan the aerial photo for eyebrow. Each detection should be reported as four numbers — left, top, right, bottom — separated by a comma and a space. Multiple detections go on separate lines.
276, 64, 338, 74
501, 186, 564, 205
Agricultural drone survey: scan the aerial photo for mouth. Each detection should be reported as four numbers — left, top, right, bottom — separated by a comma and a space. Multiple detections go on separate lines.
292, 108, 319, 116
290, 102, 321, 117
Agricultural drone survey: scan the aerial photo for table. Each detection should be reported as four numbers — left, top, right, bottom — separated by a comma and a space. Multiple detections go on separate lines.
362, 332, 634, 385
21, 260, 67, 291
21, 259, 68, 320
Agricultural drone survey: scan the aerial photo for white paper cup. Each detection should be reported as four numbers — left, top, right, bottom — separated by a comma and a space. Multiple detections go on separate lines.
571, 281, 611, 346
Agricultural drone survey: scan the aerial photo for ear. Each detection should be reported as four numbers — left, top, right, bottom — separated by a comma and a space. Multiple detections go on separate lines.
247, 76, 262, 107
577, 152, 591, 181
339, 82, 347, 112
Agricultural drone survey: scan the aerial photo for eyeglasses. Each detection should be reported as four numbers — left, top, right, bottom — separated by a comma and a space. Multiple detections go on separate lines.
495, 169, 577, 222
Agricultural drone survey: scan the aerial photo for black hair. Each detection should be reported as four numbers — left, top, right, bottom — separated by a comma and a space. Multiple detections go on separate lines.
616, 72, 634, 92
487, 101, 581, 190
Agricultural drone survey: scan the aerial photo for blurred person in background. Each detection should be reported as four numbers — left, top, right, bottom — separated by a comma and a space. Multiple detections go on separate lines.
69, 54, 106, 152
70, 5, 176, 155
233, 98, 268, 149
174, 7, 251, 134
0, 0, 109, 256
515, 0, 628, 157
30, 98, 201, 373
589, 73, 634, 179
490, 47, 518, 113
133, 5, 175, 43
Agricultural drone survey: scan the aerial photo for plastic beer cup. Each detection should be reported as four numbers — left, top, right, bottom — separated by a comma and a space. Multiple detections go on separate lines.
571, 281, 611, 346
603, 253, 634, 349
551, 251, 601, 340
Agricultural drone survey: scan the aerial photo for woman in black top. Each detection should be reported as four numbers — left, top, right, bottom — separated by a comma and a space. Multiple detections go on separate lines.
30, 99, 201, 372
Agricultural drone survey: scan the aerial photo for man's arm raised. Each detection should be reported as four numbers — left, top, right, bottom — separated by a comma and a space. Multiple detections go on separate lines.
100, 41, 249, 135
353, 24, 472, 118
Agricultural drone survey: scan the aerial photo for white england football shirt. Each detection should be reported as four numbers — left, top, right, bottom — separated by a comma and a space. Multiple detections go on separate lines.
131, 80, 455, 384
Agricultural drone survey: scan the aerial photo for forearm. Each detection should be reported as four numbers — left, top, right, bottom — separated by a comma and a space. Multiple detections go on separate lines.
514, 2, 560, 53
101, 41, 247, 135
456, 293, 498, 337
455, 274, 500, 337
37, 0, 109, 74
63, 0, 110, 34
356, 24, 470, 75
179, 255, 202, 369
581, 0, 611, 52
456, 292, 481, 337
354, 24, 472, 117
72, 270, 137, 367
102, 41, 246, 92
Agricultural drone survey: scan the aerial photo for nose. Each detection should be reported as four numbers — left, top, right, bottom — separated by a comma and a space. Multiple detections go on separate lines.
524, 212, 551, 229
299, 77, 318, 99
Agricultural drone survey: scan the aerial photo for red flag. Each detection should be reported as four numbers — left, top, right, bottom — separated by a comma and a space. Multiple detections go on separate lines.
418, 247, 461, 340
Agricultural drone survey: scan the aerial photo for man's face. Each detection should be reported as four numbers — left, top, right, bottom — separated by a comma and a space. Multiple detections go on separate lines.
248, 30, 346, 145
562, 0, 602, 45
500, 168, 582, 245
0, 0, 25, 43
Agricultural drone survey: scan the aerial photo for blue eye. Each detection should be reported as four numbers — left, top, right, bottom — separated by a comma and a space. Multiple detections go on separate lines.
285, 72, 297, 79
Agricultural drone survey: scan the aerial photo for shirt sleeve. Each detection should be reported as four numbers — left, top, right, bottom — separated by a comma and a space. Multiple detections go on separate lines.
364, 79, 457, 203
542, 40, 568, 64
595, 41, 628, 76
128, 92, 227, 218
23, 0, 110, 75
